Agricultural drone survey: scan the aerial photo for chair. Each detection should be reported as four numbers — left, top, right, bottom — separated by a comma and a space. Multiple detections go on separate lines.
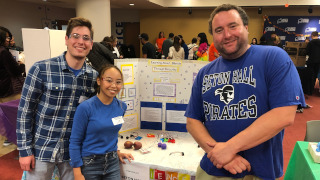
304, 120, 320, 142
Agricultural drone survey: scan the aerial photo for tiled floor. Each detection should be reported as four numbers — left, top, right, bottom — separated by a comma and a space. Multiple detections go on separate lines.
0, 136, 17, 157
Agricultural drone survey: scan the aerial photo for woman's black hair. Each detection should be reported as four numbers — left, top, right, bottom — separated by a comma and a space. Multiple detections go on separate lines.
197, 32, 209, 45
178, 35, 185, 45
0, 29, 6, 46
173, 36, 181, 52
0, 26, 12, 39
251, 38, 258, 44
158, 31, 164, 38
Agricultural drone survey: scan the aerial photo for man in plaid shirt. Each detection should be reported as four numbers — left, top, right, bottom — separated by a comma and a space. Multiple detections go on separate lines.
16, 17, 98, 180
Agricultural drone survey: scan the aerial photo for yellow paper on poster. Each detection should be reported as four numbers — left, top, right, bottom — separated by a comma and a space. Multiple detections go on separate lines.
121, 64, 134, 85
178, 173, 191, 180
148, 60, 182, 66
152, 66, 179, 72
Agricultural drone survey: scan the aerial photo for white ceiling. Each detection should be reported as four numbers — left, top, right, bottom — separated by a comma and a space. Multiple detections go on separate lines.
14, 0, 320, 9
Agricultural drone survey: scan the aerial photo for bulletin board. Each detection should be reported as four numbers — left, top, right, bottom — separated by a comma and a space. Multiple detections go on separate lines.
115, 59, 209, 132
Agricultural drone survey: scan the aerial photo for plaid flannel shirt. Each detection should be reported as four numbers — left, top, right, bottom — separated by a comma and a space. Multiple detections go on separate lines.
16, 52, 98, 162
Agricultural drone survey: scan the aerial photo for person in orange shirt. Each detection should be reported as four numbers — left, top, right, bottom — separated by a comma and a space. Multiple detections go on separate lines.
208, 42, 219, 61
155, 31, 166, 53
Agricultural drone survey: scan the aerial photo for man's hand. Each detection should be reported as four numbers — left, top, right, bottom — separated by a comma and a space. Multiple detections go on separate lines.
223, 155, 251, 175
117, 151, 134, 164
207, 142, 237, 167
74, 173, 85, 180
19, 155, 35, 171
73, 167, 85, 180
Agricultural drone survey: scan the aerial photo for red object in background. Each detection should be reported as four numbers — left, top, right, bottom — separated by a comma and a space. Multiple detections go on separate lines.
147, 133, 155, 137
285, 4, 289, 7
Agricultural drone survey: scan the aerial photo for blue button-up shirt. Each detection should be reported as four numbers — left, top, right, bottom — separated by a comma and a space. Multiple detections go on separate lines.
16, 52, 98, 162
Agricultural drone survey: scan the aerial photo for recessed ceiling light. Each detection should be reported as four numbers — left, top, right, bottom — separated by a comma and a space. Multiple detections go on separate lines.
129, 3, 134, 6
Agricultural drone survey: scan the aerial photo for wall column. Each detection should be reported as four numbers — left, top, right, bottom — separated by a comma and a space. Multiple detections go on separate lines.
76, 0, 111, 42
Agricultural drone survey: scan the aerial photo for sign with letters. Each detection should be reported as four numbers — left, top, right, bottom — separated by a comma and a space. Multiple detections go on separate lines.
263, 16, 320, 45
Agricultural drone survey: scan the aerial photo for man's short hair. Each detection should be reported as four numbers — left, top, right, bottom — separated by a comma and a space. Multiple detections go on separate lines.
169, 33, 174, 38
66, 17, 94, 39
311, 31, 319, 37
139, 33, 149, 41
208, 4, 249, 35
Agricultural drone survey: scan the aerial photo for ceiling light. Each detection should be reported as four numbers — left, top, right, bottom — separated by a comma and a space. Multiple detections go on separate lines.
129, 3, 134, 6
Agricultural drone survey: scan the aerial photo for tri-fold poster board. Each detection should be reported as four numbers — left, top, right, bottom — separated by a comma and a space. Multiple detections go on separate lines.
115, 59, 209, 132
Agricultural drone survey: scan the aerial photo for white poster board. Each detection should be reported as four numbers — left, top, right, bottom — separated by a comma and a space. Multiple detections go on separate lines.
22, 28, 66, 73
115, 59, 209, 131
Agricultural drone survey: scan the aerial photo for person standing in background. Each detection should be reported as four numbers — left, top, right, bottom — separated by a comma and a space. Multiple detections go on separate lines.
196, 32, 209, 61
178, 35, 189, 59
267, 32, 277, 45
162, 33, 174, 59
155, 31, 166, 55
0, 28, 25, 103
0, 26, 12, 48
168, 36, 185, 60
0, 26, 25, 147
259, 36, 267, 45
86, 39, 116, 71
139, 33, 156, 59
0, 26, 23, 51
188, 38, 198, 60
306, 31, 320, 95
250, 38, 258, 45
273, 35, 283, 48
110, 35, 123, 59
208, 42, 219, 61
16, 17, 98, 180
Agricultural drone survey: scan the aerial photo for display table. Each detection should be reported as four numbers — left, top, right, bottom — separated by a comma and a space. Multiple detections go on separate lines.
284, 141, 320, 180
0, 99, 20, 145
118, 129, 204, 179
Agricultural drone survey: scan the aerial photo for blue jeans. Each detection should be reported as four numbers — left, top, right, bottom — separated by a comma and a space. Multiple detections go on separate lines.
81, 151, 121, 180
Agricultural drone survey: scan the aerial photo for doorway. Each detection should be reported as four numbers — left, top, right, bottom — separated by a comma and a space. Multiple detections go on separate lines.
123, 22, 140, 58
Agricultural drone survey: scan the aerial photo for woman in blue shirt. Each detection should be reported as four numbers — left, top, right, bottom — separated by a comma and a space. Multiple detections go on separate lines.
69, 64, 134, 180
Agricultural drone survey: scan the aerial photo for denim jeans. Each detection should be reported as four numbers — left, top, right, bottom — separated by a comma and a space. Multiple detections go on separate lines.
81, 151, 121, 180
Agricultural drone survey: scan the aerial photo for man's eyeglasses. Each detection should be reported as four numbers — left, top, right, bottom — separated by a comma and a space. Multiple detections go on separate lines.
69, 33, 92, 42
101, 78, 123, 86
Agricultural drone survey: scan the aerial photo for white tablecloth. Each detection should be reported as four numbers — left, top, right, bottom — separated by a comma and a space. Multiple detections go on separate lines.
118, 129, 205, 177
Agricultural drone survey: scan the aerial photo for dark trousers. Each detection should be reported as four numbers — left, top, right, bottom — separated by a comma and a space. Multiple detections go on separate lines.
305, 63, 320, 95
